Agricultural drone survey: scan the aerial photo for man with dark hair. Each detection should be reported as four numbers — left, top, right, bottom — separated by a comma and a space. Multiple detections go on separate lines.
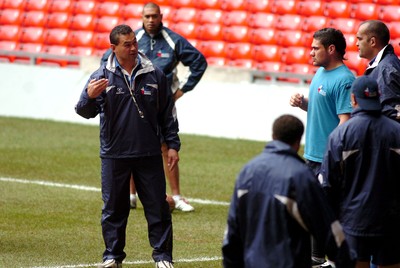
76, 24, 178, 268
222, 114, 355, 268
321, 76, 400, 267
356, 20, 400, 122
102, 2, 207, 212
289, 28, 355, 267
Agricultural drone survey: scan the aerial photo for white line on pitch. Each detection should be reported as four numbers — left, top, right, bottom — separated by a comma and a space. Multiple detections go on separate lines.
0, 177, 230, 206
30, 256, 222, 268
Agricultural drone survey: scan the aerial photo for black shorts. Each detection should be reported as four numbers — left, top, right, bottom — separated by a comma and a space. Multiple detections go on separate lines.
346, 234, 400, 266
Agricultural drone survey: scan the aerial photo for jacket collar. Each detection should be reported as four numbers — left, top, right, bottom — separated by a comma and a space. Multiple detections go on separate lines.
105, 51, 155, 75
366, 44, 394, 70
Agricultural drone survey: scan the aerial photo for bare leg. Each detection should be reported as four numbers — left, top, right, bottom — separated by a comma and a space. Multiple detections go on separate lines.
161, 143, 194, 212
161, 143, 179, 196
129, 175, 137, 209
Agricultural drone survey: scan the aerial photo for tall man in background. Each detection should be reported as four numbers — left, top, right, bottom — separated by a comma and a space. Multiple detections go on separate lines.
102, 2, 207, 212
356, 19, 400, 122
289, 28, 354, 267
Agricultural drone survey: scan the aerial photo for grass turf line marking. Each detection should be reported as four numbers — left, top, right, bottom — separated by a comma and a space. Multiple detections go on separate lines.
0, 177, 230, 206
31, 256, 223, 268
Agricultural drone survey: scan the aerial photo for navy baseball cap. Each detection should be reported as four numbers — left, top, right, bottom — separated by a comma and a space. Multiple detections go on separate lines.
351, 76, 381, 111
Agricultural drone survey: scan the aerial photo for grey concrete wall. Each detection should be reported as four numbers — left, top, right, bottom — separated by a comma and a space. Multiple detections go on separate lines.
0, 61, 308, 142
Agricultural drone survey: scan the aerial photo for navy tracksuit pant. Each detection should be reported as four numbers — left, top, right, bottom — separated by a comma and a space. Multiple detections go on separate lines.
100, 155, 173, 262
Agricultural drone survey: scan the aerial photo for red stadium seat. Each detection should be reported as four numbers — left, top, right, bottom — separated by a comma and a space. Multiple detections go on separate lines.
222, 25, 250, 43
94, 16, 120, 33
351, 3, 379, 20
168, 21, 193, 37
18, 42, 42, 53
121, 3, 143, 19
392, 38, 400, 56
197, 40, 226, 58
220, 0, 247, 11
286, 63, 317, 76
206, 57, 225, 67
252, 44, 281, 62
41, 45, 68, 56
72, 0, 96, 15
21, 11, 46, 27
246, 0, 273, 13
69, 14, 96, 31
19, 27, 45, 43
69, 30, 94, 47
2, 0, 25, 9
23, 0, 49, 11
345, 51, 369, 76
278, 30, 312, 47
324, 2, 352, 18
296, 1, 324, 16
46, 12, 70, 29
68, 46, 93, 57
248, 28, 278, 45
223, 10, 248, 26
197, 9, 224, 25
225, 42, 253, 60
302, 16, 328, 33
15, 42, 42, 64
95, 2, 121, 17
379, 5, 400, 23
248, 12, 277, 29
170, 22, 197, 39
226, 59, 255, 69
374, 0, 399, 4
344, 33, 358, 52
47, 0, 73, 13
0, 40, 17, 50
0, 9, 22, 25
0, 25, 21, 42
194, 0, 222, 9
38, 45, 69, 67
123, 18, 142, 30
171, 7, 197, 23
159, 6, 174, 22
93, 32, 110, 49
271, 0, 297, 14
282, 46, 311, 65
275, 14, 303, 31
388, 22, 400, 39
43, 28, 69, 46
196, 23, 223, 41
169, 0, 196, 8
327, 18, 359, 34
0, 41, 17, 62
256, 61, 284, 73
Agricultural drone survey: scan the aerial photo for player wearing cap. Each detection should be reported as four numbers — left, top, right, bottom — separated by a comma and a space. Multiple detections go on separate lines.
321, 76, 400, 268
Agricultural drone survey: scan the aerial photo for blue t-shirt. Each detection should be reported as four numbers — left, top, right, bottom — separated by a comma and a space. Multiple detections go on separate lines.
304, 65, 354, 162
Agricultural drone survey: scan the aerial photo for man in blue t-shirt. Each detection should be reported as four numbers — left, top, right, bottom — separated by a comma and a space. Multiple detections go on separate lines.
289, 28, 354, 267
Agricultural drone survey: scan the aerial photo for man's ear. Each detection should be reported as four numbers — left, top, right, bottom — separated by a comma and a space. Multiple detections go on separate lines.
351, 93, 357, 107
111, 44, 116, 52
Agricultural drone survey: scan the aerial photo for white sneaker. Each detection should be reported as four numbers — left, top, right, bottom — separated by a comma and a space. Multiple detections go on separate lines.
98, 259, 122, 268
155, 260, 174, 268
130, 194, 137, 209
174, 198, 194, 212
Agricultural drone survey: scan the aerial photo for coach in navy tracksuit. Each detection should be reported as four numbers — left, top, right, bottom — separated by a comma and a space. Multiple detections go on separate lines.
222, 115, 354, 268
321, 76, 400, 267
101, 2, 207, 212
76, 25, 180, 267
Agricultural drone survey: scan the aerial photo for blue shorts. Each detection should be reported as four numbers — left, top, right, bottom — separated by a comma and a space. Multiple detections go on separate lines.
346, 234, 400, 266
